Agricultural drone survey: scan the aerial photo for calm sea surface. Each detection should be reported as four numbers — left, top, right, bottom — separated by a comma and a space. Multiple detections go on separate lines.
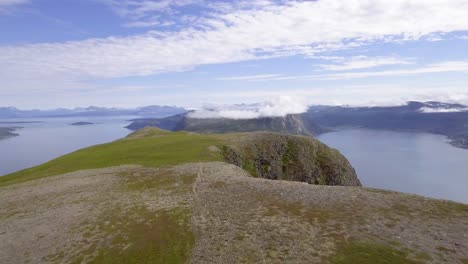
1, 122, 467, 203
0, 116, 133, 176
317, 129, 468, 204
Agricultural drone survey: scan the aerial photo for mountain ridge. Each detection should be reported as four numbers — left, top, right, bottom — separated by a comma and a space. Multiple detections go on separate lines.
0, 105, 186, 118
1, 128, 359, 187
126, 112, 325, 136
306, 101, 468, 149
125, 101, 468, 149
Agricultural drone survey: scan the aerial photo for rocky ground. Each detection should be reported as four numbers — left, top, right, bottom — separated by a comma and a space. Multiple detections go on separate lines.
1, 162, 467, 263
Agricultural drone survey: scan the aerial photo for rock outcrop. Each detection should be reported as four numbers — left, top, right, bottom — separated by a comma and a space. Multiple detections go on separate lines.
222, 132, 361, 186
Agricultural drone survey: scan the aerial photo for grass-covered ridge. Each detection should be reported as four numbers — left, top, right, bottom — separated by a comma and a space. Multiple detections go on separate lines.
0, 128, 361, 188
0, 128, 223, 187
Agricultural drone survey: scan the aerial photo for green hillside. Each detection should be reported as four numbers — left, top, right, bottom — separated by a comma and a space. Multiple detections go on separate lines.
0, 128, 223, 187
1, 128, 360, 187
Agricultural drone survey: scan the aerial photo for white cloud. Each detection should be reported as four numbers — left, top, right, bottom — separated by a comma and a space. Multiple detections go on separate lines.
191, 85, 468, 108
99, 0, 195, 18
100, 0, 277, 22
311, 61, 468, 80
2, 0, 468, 92
123, 16, 176, 28
0, 0, 28, 6
0, 0, 28, 13
188, 96, 308, 119
216, 74, 282, 81
419, 107, 468, 113
319, 56, 413, 71
223, 60, 468, 82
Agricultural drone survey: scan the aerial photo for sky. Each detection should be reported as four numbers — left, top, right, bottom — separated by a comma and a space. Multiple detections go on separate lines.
1, 0, 468, 109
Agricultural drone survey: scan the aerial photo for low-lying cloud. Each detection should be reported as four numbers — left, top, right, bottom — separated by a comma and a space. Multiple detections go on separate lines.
188, 96, 309, 119
419, 107, 468, 113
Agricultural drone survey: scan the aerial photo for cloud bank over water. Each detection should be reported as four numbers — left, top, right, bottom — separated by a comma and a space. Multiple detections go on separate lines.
188, 96, 308, 119
419, 107, 468, 113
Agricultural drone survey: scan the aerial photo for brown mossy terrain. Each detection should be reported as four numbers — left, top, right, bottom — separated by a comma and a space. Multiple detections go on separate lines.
1, 162, 467, 264
0, 128, 467, 263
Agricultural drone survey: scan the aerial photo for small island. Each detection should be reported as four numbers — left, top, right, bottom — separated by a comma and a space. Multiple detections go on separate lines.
0, 127, 20, 140
70, 122, 95, 126
450, 134, 468, 149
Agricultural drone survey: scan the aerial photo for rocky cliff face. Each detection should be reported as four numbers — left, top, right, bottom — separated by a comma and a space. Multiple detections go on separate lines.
222, 132, 361, 186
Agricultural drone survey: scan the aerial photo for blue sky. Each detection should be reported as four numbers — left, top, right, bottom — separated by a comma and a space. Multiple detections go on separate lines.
1, 0, 468, 109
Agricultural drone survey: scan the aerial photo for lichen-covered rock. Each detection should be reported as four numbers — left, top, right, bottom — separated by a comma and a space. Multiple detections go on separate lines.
222, 132, 361, 186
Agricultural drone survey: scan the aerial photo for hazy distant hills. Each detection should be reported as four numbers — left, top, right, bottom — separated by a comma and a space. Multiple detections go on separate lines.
3, 101, 468, 149
126, 112, 326, 136
306, 101, 468, 149
126, 101, 468, 149
0, 105, 186, 118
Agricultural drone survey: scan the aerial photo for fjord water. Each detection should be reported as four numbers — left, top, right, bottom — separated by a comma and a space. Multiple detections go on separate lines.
318, 129, 468, 204
0, 117, 133, 176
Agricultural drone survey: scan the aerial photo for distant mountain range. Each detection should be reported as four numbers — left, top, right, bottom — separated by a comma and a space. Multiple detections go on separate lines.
0, 105, 186, 118
126, 101, 468, 149
126, 112, 326, 136
305, 101, 468, 149
3, 101, 467, 149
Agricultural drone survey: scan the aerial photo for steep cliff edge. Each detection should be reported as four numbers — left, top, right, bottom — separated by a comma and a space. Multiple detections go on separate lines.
222, 132, 361, 186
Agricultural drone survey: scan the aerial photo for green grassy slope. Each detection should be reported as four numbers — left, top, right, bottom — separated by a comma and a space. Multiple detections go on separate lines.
0, 128, 361, 188
0, 129, 223, 187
